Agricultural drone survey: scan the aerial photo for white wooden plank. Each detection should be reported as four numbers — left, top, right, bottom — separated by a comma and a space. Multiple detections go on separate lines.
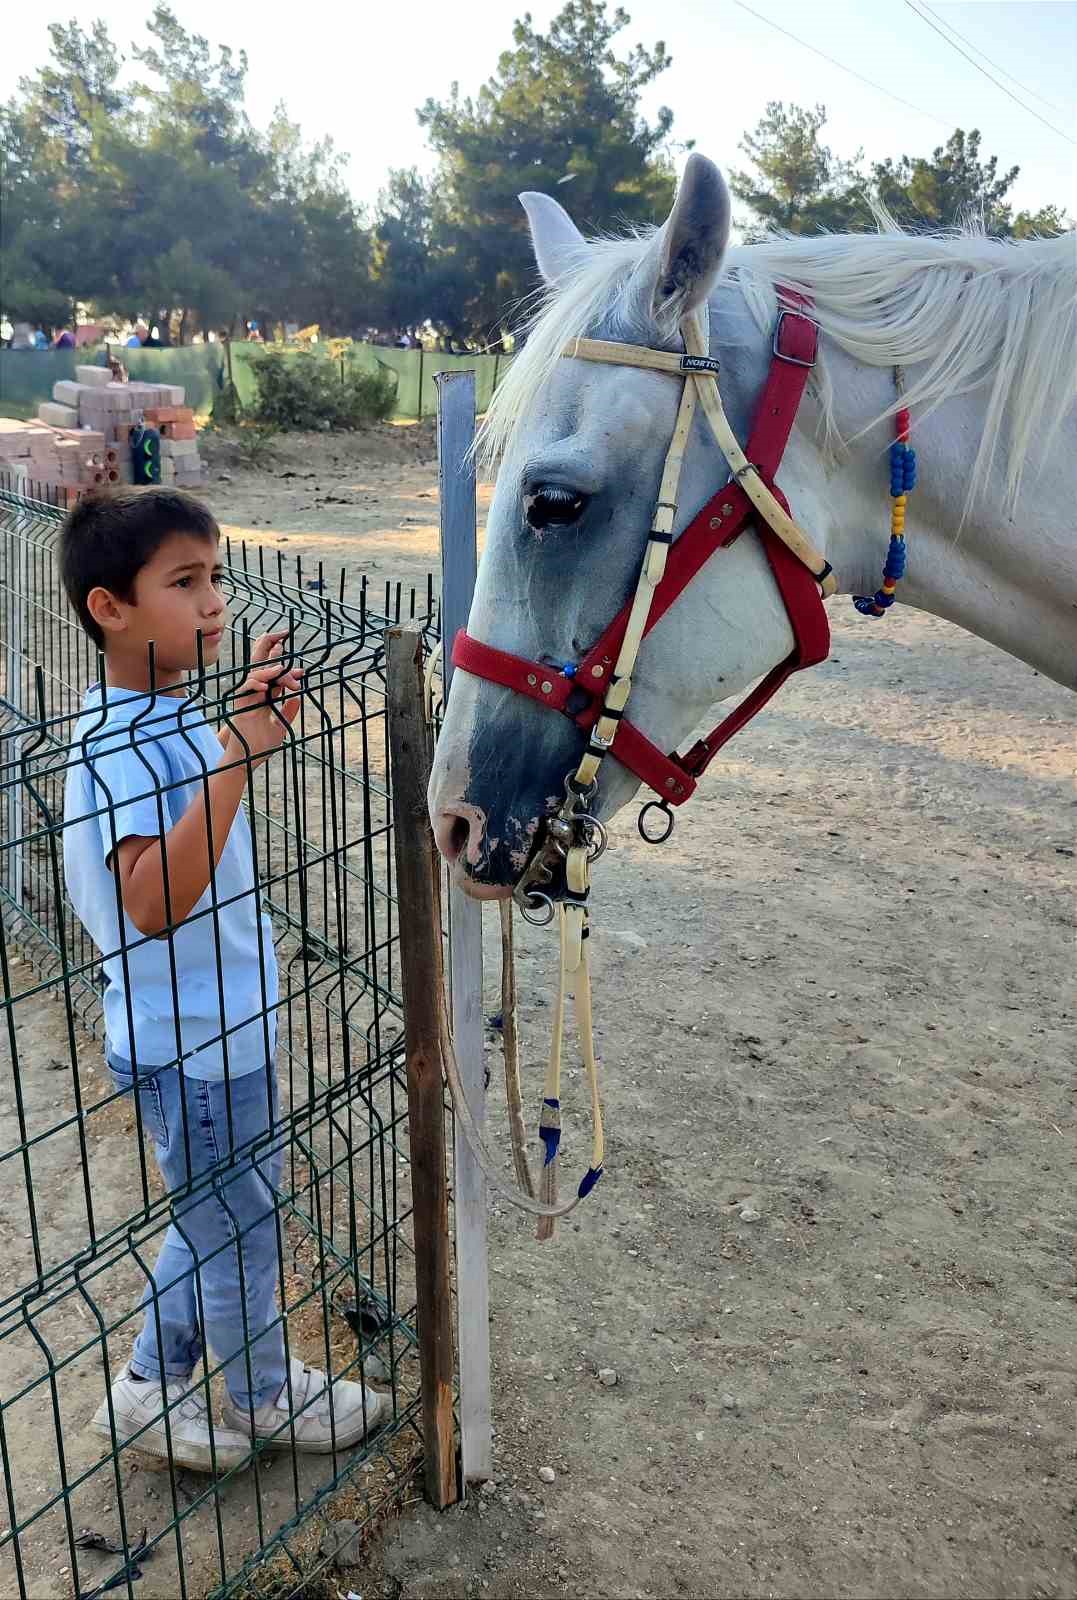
436, 370, 492, 1485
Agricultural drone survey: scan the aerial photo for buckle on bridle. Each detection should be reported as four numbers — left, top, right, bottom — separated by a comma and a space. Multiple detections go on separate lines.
772, 309, 818, 368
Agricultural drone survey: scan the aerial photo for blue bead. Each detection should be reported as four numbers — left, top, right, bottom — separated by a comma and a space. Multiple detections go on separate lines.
883, 536, 907, 583
562, 662, 577, 678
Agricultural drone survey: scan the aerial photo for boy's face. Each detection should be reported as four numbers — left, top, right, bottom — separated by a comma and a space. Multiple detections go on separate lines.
119, 532, 228, 672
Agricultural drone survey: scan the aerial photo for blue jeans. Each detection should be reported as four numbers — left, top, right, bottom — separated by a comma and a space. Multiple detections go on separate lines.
108, 1058, 288, 1409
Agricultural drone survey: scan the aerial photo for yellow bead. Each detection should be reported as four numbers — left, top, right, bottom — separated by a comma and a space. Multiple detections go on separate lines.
892, 494, 907, 510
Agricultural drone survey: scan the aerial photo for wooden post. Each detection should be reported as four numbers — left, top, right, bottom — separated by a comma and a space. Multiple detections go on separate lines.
385, 624, 457, 1511
436, 369, 492, 1485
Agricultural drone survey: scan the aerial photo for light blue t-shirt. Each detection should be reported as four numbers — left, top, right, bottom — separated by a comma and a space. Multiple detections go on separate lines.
63, 685, 278, 1080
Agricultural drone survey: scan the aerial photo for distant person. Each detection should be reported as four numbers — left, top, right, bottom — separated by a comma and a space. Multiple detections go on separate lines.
126, 323, 149, 348
33, 327, 49, 349
54, 329, 76, 349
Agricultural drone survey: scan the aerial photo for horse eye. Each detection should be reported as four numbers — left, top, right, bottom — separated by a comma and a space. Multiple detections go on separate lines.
524, 485, 589, 530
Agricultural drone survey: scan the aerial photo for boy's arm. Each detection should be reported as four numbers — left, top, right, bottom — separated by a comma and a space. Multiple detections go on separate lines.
113, 754, 249, 936
113, 661, 301, 937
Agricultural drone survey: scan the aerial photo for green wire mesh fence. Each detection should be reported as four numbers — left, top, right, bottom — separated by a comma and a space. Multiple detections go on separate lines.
0, 484, 446, 1599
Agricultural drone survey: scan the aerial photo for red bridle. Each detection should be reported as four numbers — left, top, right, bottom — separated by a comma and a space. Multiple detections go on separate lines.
452, 299, 830, 811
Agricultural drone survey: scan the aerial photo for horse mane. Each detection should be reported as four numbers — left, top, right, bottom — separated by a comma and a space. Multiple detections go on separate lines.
478, 219, 1076, 514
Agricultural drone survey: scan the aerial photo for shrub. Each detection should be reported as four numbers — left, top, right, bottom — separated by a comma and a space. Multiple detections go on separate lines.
245, 348, 397, 431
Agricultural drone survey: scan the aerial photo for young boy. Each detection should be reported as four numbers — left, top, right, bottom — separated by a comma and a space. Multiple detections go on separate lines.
61, 488, 389, 1473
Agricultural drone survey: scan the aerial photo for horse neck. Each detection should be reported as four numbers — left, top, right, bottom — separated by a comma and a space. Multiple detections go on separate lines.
711, 304, 1077, 692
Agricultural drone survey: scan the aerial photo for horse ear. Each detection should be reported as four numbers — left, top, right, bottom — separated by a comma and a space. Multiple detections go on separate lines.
520, 192, 587, 285
651, 154, 731, 332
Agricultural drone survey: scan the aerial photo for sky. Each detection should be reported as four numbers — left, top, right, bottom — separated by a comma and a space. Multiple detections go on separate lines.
2, 0, 1074, 222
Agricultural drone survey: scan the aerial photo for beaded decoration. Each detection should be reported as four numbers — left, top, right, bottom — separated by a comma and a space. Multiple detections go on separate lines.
854, 398, 915, 617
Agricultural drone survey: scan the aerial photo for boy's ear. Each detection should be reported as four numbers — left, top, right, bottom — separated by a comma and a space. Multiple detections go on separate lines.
86, 586, 130, 636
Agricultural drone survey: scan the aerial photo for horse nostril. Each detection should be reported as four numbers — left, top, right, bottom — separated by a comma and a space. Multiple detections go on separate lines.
433, 804, 486, 867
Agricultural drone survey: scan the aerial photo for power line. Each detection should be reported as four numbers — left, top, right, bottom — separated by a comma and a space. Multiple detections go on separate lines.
903, 0, 1076, 146
916, 0, 1067, 117
730, 0, 952, 129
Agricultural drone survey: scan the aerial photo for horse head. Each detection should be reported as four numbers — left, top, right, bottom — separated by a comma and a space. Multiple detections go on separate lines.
429, 154, 807, 896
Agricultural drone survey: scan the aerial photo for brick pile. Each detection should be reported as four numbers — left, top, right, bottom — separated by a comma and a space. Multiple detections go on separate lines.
0, 418, 114, 508
0, 365, 205, 504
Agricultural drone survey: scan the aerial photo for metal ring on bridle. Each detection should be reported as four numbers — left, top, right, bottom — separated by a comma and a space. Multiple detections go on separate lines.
637, 799, 675, 844
517, 890, 556, 927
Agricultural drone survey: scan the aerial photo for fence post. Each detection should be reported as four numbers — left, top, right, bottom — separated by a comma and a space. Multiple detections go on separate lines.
417, 346, 425, 421
435, 369, 492, 1486
386, 623, 458, 1512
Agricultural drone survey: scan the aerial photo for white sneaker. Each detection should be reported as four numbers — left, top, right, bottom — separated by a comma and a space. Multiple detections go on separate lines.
91, 1367, 252, 1473
222, 1357, 390, 1454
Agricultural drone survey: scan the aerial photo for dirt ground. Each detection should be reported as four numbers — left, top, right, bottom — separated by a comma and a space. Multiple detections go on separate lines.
198, 422, 470, 595
3, 426, 1074, 1600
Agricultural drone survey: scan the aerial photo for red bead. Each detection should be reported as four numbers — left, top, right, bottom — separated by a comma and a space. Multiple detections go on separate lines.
896, 408, 910, 441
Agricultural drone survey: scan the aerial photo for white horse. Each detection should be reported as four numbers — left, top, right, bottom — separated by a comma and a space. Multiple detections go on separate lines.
429, 154, 1076, 892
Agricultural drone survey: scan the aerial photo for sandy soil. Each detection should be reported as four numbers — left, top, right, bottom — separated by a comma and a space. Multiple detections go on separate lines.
199, 422, 487, 594
2, 426, 1074, 1599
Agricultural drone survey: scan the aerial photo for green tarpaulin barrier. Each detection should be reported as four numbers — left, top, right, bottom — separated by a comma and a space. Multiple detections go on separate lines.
1, 343, 510, 424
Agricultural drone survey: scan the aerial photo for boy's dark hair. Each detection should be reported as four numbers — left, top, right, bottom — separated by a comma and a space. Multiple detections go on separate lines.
60, 488, 220, 649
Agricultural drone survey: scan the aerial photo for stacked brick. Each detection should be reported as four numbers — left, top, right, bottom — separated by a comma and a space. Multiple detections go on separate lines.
0, 366, 205, 504
0, 418, 114, 508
